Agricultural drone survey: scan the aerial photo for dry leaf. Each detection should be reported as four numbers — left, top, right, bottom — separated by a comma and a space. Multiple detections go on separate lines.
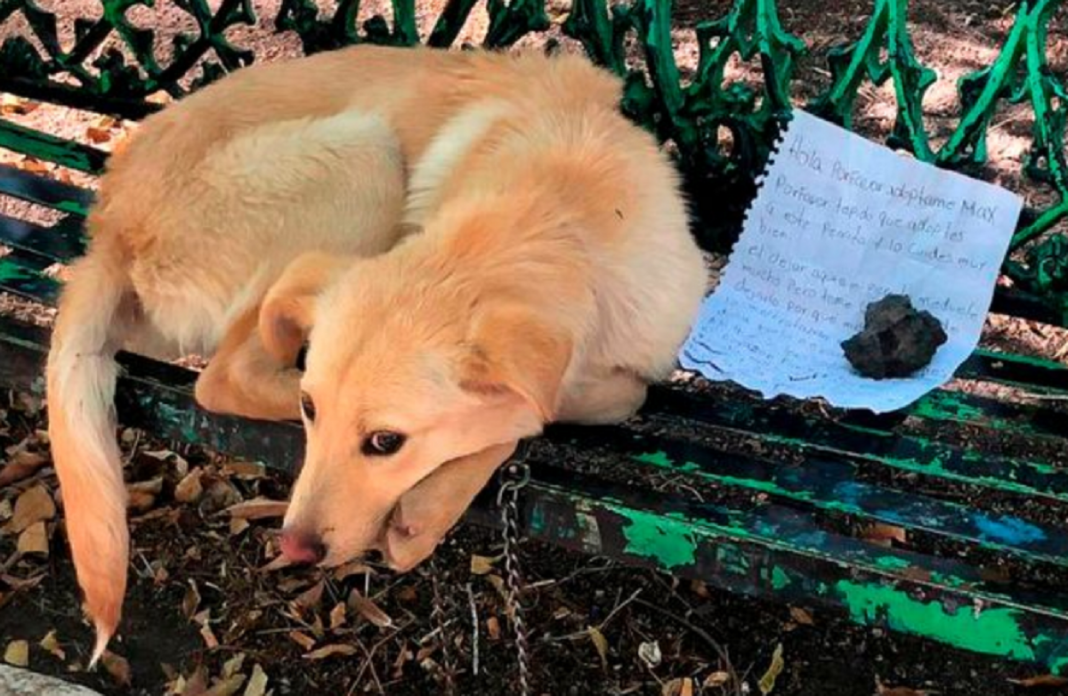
175, 469, 204, 504
11, 485, 56, 532
86, 127, 112, 144
758, 643, 784, 695
789, 607, 814, 626
862, 522, 907, 547
303, 644, 357, 660
221, 653, 245, 679
587, 626, 609, 669
329, 602, 347, 630
0, 450, 48, 486
287, 631, 316, 651
258, 554, 293, 573
293, 580, 325, 613
17, 521, 49, 556
225, 498, 288, 520
690, 579, 710, 598
223, 461, 265, 479
201, 674, 245, 696
486, 616, 501, 641
0, 94, 39, 115
703, 671, 731, 688
1008, 675, 1068, 687
102, 650, 132, 686
128, 477, 164, 495
127, 490, 157, 512
875, 685, 931, 696
179, 667, 210, 695
229, 518, 250, 536
93, 115, 118, 129
183, 581, 202, 620
16, 157, 51, 175
199, 623, 219, 649
638, 640, 661, 669
333, 561, 374, 581
470, 554, 497, 575
243, 665, 268, 696
0, 499, 11, 523
39, 630, 65, 660
4, 639, 28, 667
662, 678, 694, 696
348, 589, 394, 628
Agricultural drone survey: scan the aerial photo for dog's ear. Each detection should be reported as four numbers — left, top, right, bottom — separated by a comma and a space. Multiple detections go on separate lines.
259, 252, 352, 366
459, 302, 573, 424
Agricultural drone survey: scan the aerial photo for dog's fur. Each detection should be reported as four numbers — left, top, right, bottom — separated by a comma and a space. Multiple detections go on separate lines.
46, 45, 706, 662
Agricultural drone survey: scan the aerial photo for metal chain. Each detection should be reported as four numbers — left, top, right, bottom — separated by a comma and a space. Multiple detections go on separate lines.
497, 451, 532, 696
429, 558, 456, 695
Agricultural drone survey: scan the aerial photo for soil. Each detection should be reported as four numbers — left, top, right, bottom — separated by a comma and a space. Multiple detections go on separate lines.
3, 1, 1068, 695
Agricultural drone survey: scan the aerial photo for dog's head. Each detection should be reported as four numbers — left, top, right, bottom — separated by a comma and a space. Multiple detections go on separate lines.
260, 237, 572, 568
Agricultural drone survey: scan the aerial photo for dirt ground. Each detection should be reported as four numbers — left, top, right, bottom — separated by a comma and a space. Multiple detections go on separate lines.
3, 1, 1068, 695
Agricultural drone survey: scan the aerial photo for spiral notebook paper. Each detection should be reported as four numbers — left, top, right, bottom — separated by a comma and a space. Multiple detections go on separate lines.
679, 110, 1023, 413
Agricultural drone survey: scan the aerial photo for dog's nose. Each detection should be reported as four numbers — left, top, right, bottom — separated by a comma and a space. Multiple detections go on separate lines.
279, 530, 327, 565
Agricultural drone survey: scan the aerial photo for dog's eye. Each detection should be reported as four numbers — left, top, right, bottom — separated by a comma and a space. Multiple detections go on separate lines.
362, 431, 406, 457
300, 392, 316, 423
295, 343, 309, 372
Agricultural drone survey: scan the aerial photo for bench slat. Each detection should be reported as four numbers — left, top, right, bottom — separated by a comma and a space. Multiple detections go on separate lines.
469, 464, 1068, 673
0, 210, 87, 263
645, 387, 1068, 503
0, 119, 107, 174
5, 314, 1068, 672
547, 424, 1068, 567
0, 164, 94, 217
0, 247, 60, 303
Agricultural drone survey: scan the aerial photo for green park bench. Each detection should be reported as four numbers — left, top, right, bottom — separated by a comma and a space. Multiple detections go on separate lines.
2, 0, 1068, 675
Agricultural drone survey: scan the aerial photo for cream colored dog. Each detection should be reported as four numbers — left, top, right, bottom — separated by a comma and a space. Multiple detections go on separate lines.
46, 45, 706, 663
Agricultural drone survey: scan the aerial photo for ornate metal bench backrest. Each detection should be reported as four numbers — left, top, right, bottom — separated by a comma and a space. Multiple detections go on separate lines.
1, 0, 1066, 322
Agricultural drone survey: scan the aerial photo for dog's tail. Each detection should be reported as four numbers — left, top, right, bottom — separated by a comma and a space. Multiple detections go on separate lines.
46, 238, 136, 666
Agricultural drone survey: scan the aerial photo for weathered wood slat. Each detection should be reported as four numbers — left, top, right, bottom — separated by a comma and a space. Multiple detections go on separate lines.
547, 424, 1068, 566
644, 387, 1068, 502
0, 209, 86, 263
3, 312, 1068, 672
0, 243, 61, 303
0, 119, 107, 174
469, 464, 1068, 674
961, 349, 1068, 394
0, 164, 94, 217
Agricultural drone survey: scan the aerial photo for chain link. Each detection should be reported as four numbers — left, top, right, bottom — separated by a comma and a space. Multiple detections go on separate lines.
429, 558, 456, 695
497, 449, 532, 696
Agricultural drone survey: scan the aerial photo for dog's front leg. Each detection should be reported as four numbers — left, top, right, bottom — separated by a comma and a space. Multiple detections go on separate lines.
195, 306, 302, 421
385, 441, 519, 571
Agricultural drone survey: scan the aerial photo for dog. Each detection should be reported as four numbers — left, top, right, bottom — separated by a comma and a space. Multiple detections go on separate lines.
46, 45, 707, 663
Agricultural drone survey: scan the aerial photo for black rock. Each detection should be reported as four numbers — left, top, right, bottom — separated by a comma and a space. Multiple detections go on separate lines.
841, 294, 948, 379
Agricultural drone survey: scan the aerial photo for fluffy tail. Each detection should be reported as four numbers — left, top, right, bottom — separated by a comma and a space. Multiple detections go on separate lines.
46, 244, 136, 666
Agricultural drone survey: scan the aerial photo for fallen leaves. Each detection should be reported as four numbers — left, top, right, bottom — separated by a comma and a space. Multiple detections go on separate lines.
875, 678, 933, 696
0, 94, 39, 116
3, 639, 28, 667
662, 677, 695, 696
862, 522, 908, 548
347, 589, 394, 628
38, 630, 65, 661
588, 626, 609, 668
638, 639, 661, 669
470, 554, 498, 575
759, 643, 785, 695
175, 468, 204, 504
1007, 674, 1068, 688
0, 449, 48, 486
302, 643, 357, 661
10, 484, 55, 532
244, 665, 269, 696
16, 521, 48, 556
101, 650, 132, 687
225, 498, 288, 520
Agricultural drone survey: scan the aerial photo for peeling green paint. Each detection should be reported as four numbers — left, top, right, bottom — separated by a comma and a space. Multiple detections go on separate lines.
836, 581, 1036, 661
616, 508, 697, 570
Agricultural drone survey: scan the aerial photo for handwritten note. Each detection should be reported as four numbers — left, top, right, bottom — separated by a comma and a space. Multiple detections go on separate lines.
680, 110, 1023, 412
